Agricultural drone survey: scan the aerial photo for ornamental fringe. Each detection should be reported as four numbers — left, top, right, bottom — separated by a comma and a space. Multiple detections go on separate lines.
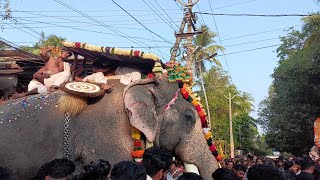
62, 41, 160, 61
179, 82, 220, 159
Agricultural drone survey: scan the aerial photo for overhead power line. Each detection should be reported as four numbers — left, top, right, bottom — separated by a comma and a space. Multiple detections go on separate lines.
112, 0, 173, 45
218, 44, 281, 56
141, 0, 176, 31
207, 0, 234, 84
52, 0, 152, 48
151, 0, 180, 29
195, 12, 316, 17
221, 24, 303, 41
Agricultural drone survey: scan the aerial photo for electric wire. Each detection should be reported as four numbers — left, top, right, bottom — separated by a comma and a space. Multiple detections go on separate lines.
195, 12, 316, 17
141, 0, 176, 31
52, 0, 151, 48
151, 0, 180, 29
112, 0, 173, 45
207, 0, 233, 84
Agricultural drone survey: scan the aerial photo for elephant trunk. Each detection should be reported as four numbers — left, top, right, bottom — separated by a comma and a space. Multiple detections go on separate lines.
175, 121, 219, 180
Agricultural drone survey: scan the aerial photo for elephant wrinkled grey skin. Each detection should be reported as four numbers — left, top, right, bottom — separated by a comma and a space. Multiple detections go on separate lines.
0, 79, 218, 179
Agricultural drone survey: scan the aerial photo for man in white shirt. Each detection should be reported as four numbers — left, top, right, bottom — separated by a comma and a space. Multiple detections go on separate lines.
75, 61, 113, 92
142, 147, 173, 180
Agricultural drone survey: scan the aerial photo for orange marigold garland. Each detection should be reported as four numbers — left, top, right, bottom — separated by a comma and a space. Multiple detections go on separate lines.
178, 81, 220, 159
131, 127, 144, 162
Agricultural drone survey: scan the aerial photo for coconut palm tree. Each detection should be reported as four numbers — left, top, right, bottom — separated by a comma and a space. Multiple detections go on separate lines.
192, 25, 224, 127
302, 0, 320, 46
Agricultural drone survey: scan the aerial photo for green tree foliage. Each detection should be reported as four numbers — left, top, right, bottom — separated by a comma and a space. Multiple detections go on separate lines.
0, 0, 11, 28
258, 27, 320, 155
0, 0, 11, 20
201, 67, 266, 155
21, 34, 66, 55
193, 25, 224, 77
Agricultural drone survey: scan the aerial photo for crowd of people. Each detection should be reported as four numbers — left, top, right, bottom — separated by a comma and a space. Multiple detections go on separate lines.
1, 146, 320, 180
215, 153, 319, 180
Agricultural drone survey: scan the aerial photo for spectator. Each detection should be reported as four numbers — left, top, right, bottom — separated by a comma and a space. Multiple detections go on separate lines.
177, 172, 203, 180
212, 168, 238, 180
110, 161, 146, 180
0, 166, 15, 180
167, 161, 183, 180
283, 160, 296, 180
256, 157, 264, 165
296, 156, 315, 180
247, 164, 285, 180
31, 158, 75, 180
226, 160, 234, 170
142, 147, 173, 180
72, 159, 111, 180
233, 164, 246, 180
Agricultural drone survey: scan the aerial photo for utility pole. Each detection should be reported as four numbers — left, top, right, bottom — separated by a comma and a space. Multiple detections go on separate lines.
170, 0, 202, 76
224, 92, 236, 158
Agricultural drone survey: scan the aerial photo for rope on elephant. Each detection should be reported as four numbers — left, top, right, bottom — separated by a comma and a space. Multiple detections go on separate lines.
63, 112, 71, 160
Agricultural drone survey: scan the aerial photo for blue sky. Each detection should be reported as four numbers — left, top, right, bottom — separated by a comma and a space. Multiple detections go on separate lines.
2, 0, 319, 118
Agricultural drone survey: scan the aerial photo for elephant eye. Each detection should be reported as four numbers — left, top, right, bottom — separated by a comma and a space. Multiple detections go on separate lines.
182, 109, 196, 124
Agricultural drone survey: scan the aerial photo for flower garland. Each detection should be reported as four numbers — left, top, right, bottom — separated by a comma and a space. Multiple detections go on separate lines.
178, 81, 221, 161
63, 41, 160, 61
166, 62, 192, 84
131, 127, 144, 162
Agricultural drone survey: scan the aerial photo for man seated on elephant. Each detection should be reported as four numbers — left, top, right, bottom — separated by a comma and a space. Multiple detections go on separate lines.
142, 147, 173, 180
13, 47, 72, 98
75, 61, 113, 92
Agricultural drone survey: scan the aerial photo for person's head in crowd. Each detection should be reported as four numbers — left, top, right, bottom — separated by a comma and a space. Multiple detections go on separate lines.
233, 164, 246, 180
226, 160, 234, 170
71, 159, 111, 180
169, 161, 178, 173
212, 168, 238, 180
177, 172, 203, 180
264, 158, 275, 167
288, 156, 294, 162
256, 157, 263, 165
247, 164, 285, 180
235, 160, 244, 165
142, 146, 173, 180
289, 163, 300, 174
300, 156, 315, 174
276, 159, 284, 168
110, 161, 146, 180
283, 160, 294, 171
0, 166, 14, 180
36, 158, 75, 180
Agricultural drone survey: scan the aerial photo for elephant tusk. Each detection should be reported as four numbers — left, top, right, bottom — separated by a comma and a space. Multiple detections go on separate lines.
184, 162, 200, 175
146, 140, 153, 149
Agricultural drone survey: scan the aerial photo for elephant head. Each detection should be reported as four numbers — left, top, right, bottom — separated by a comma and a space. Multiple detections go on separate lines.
124, 79, 218, 179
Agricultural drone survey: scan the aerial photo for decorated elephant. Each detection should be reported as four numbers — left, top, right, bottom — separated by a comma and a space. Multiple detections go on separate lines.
0, 78, 219, 179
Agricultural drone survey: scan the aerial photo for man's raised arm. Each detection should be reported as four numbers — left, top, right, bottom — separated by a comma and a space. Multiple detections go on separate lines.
40, 47, 51, 62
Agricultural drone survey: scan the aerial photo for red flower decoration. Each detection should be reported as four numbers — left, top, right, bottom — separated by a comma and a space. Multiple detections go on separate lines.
195, 105, 202, 112
134, 140, 142, 147
75, 42, 81, 48
201, 122, 208, 128
134, 50, 140, 57
209, 145, 217, 152
200, 116, 206, 121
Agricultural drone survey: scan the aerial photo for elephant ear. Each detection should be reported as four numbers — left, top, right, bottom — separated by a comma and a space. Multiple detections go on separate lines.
123, 79, 166, 143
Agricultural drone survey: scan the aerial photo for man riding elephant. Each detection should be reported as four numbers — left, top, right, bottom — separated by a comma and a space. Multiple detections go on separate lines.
13, 47, 72, 98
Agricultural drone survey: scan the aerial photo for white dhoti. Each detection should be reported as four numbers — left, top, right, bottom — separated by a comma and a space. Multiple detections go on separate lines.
83, 72, 107, 84
44, 62, 71, 88
115, 66, 141, 85
28, 80, 48, 94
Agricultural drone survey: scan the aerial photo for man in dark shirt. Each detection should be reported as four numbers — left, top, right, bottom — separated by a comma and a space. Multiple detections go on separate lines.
297, 156, 315, 180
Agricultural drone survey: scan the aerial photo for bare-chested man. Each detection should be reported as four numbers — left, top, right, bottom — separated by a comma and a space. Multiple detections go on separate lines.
13, 47, 72, 98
